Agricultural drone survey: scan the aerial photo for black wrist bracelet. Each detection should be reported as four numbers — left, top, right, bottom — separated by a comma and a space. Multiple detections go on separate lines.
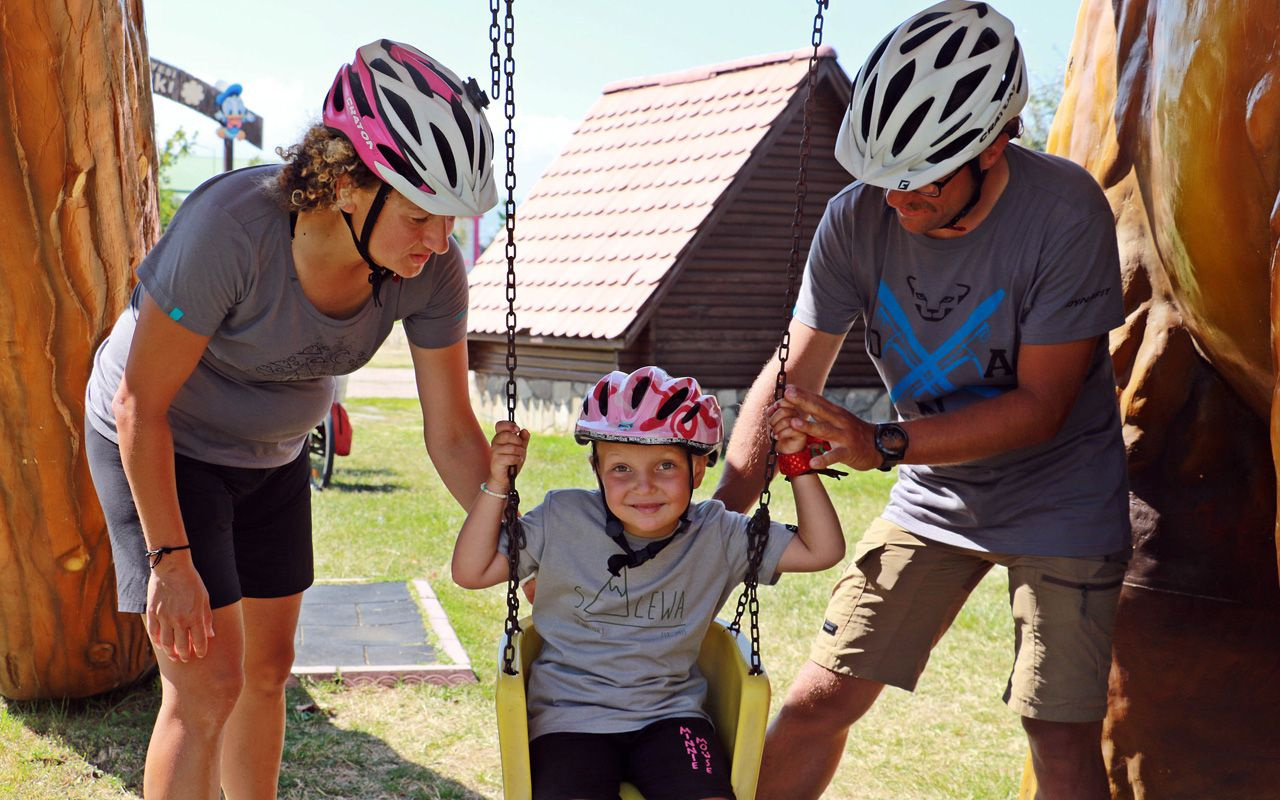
146, 544, 191, 569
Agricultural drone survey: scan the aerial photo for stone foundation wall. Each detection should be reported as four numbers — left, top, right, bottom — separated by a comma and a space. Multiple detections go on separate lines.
469, 372, 893, 436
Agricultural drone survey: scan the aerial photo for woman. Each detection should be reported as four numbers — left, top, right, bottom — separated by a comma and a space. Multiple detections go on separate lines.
85, 41, 495, 798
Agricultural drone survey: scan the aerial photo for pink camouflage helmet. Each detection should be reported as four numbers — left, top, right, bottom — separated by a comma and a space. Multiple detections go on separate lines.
575, 367, 723, 464
323, 39, 497, 217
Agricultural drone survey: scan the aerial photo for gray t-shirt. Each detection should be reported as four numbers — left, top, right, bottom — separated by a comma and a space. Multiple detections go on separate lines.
85, 165, 469, 467
502, 488, 793, 740
795, 145, 1129, 556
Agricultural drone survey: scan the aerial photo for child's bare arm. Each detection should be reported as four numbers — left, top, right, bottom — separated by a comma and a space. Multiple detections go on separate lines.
451, 421, 530, 589
770, 399, 846, 573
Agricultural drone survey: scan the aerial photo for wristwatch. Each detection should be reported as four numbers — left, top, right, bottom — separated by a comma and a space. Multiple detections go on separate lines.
873, 423, 909, 471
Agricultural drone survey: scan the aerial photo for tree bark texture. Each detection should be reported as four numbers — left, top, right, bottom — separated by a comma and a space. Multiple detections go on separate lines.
1020, 0, 1280, 797
0, 0, 158, 699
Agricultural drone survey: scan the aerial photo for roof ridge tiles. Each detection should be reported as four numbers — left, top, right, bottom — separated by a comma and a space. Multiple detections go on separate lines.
601, 45, 836, 95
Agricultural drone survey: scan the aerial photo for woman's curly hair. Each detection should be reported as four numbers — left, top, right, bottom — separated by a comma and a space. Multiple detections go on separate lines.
274, 124, 379, 211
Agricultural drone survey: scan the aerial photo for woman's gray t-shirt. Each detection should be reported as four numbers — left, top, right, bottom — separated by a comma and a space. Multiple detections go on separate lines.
502, 488, 793, 740
794, 145, 1129, 556
85, 165, 469, 467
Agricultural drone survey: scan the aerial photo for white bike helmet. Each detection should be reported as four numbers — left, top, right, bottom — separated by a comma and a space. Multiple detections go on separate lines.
835, 0, 1028, 191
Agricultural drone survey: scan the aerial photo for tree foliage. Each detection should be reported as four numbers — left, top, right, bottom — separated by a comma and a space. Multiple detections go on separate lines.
158, 127, 196, 229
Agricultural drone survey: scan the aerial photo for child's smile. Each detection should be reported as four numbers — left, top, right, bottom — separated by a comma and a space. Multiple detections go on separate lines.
594, 442, 707, 539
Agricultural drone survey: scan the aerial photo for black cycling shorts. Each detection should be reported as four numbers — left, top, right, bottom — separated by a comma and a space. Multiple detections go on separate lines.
530, 715, 735, 800
86, 424, 313, 614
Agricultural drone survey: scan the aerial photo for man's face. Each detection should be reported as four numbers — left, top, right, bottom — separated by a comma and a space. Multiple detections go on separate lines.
882, 164, 977, 236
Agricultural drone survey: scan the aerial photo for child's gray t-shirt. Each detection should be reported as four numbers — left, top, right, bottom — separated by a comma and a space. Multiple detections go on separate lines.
794, 145, 1129, 556
85, 165, 469, 468
502, 488, 794, 740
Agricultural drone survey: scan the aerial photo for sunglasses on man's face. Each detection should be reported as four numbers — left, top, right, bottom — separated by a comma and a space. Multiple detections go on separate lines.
911, 166, 965, 198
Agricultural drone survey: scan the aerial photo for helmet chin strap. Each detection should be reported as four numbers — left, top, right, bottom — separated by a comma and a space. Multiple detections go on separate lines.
591, 444, 695, 577
341, 182, 394, 307
941, 158, 985, 232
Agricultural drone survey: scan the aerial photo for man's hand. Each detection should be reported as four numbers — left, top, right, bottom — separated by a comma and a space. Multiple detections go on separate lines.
775, 385, 882, 471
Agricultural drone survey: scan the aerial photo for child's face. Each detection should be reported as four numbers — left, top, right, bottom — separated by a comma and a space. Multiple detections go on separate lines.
593, 442, 707, 539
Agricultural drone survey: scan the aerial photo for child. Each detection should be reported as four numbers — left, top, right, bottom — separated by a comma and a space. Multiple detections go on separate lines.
452, 366, 844, 800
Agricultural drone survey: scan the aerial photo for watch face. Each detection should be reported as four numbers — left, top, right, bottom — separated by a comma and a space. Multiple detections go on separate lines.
876, 424, 908, 458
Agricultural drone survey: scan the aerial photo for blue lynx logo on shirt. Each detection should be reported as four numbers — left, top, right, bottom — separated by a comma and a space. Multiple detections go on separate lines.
871, 280, 1007, 406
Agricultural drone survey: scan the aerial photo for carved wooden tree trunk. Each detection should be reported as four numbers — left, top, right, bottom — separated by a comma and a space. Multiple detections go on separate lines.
1019, 0, 1280, 797
0, 0, 157, 699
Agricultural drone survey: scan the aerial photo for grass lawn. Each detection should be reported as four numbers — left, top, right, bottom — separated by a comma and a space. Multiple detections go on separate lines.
1, 398, 1025, 799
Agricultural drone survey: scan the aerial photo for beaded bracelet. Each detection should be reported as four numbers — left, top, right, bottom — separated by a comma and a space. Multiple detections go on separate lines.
777, 436, 833, 477
479, 482, 507, 499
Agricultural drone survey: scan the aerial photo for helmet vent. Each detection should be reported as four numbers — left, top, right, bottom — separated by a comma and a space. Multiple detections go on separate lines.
899, 21, 950, 55
348, 71, 376, 119
860, 74, 878, 140
968, 3, 990, 18
430, 124, 459, 187
935, 27, 967, 69
630, 376, 652, 409
655, 388, 690, 420
680, 404, 702, 424
892, 99, 933, 157
369, 57, 399, 80
384, 89, 421, 144
377, 144, 420, 183
404, 63, 437, 99
878, 62, 916, 137
943, 65, 990, 119
929, 113, 971, 148
330, 76, 346, 114
970, 27, 1000, 58
927, 129, 980, 164
452, 100, 476, 164
906, 10, 948, 32
597, 382, 611, 415
993, 40, 1021, 101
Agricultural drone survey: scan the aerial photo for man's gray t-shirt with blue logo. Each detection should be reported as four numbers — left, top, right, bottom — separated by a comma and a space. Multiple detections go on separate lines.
795, 145, 1129, 557
85, 165, 469, 468
503, 489, 793, 740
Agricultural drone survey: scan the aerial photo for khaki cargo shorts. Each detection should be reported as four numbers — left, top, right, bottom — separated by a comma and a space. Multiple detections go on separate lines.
810, 518, 1126, 723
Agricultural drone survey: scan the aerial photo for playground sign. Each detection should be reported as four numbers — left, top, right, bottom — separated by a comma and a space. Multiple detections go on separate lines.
150, 57, 263, 168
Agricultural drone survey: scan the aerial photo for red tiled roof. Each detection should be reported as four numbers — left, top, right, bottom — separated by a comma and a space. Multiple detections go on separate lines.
468, 46, 838, 342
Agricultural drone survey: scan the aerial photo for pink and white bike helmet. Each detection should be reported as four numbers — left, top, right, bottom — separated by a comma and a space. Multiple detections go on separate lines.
324, 39, 497, 217
575, 367, 723, 464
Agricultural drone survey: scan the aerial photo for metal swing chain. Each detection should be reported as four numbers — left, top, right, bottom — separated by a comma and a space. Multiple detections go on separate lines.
494, 0, 524, 676
729, 0, 828, 675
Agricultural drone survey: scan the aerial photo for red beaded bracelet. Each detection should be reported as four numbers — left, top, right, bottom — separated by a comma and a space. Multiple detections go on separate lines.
777, 437, 833, 477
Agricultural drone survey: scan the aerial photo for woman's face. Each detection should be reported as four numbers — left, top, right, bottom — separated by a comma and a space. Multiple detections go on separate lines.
351, 187, 456, 278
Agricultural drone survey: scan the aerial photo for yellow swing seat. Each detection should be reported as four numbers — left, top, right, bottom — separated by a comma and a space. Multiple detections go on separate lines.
495, 617, 771, 800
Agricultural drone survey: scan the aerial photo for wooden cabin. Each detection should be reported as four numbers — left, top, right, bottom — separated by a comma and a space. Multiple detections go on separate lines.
467, 47, 887, 431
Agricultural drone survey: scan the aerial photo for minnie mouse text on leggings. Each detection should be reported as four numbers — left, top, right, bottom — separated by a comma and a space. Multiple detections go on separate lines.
680, 726, 714, 774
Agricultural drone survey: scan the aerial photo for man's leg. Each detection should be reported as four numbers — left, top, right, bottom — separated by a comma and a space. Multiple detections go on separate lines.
757, 663, 884, 800
761, 519, 993, 800
1004, 553, 1124, 800
1022, 718, 1107, 800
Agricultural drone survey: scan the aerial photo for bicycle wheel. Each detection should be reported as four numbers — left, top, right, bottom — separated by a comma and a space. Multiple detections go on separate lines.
308, 409, 335, 491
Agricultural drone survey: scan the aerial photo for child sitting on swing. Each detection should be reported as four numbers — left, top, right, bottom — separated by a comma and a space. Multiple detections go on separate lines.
452, 365, 845, 800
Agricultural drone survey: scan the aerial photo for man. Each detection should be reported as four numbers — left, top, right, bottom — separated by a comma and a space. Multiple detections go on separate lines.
714, 3, 1130, 798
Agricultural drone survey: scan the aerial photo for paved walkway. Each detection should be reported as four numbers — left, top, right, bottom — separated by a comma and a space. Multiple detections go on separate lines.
292, 578, 475, 687
294, 343, 470, 686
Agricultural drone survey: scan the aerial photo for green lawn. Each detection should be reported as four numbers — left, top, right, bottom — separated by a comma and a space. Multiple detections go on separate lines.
1, 398, 1025, 799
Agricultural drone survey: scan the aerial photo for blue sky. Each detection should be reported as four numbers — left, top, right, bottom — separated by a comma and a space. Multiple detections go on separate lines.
148, 0, 1082, 195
